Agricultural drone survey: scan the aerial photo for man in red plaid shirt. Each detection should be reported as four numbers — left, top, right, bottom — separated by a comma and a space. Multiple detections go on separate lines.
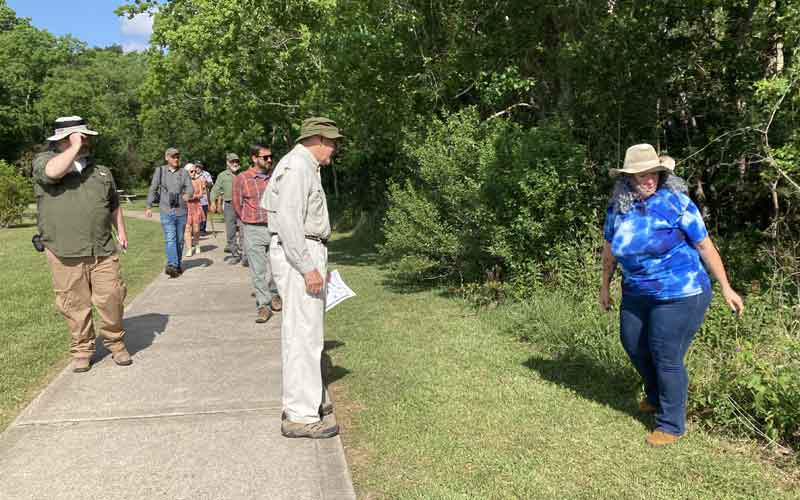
232, 144, 283, 323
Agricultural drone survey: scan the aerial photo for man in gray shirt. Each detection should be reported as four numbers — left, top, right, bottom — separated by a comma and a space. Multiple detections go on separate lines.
263, 117, 342, 439
145, 147, 194, 277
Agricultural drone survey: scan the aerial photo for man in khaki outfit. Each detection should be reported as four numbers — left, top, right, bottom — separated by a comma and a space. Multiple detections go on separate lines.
263, 117, 342, 439
33, 116, 132, 373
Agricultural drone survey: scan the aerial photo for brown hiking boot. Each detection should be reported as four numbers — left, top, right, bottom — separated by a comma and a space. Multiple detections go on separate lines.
646, 430, 682, 447
72, 358, 91, 373
281, 419, 339, 439
271, 295, 283, 312
639, 399, 658, 414
281, 403, 334, 421
111, 348, 133, 366
255, 306, 272, 323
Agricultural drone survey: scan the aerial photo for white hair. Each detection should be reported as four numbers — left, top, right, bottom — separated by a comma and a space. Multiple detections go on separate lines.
609, 172, 688, 214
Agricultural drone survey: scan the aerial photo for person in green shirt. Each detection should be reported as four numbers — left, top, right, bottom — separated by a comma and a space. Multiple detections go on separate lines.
210, 153, 246, 264
32, 116, 132, 373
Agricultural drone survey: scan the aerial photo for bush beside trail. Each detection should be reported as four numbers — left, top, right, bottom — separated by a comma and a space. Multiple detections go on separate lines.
0, 160, 33, 228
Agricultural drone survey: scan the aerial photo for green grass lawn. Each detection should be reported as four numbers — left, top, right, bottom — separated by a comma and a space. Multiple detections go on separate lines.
0, 217, 164, 430
324, 232, 799, 500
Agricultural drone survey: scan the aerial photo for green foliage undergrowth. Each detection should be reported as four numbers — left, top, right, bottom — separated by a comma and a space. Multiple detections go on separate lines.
0, 160, 32, 227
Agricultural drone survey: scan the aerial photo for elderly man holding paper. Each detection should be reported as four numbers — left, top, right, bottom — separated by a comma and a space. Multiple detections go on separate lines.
263, 117, 343, 439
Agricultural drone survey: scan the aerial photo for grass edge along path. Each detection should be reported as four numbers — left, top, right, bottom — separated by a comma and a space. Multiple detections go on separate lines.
323, 231, 798, 500
0, 217, 165, 431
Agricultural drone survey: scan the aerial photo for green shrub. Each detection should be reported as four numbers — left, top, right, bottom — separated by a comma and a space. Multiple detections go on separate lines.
381, 108, 598, 284
0, 160, 33, 228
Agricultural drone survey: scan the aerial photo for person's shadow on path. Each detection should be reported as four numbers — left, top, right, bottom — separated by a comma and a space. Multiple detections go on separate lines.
182, 258, 213, 271
523, 353, 652, 427
93, 313, 169, 363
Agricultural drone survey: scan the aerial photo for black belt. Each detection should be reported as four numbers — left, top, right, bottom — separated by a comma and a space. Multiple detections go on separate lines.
271, 234, 328, 246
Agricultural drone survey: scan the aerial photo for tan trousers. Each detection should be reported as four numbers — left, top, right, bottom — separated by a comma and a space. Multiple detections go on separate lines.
270, 237, 327, 424
46, 249, 128, 359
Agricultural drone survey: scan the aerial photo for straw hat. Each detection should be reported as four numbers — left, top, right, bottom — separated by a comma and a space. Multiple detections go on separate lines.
610, 144, 675, 176
46, 116, 99, 142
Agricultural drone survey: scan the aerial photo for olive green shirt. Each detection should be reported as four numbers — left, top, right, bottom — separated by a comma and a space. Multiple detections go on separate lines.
33, 151, 120, 258
263, 144, 330, 274
210, 168, 237, 202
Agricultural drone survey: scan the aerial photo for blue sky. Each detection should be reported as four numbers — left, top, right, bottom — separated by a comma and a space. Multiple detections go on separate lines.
6, 0, 154, 52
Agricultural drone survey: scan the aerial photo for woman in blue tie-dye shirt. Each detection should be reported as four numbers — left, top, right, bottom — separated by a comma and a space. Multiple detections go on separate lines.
599, 144, 744, 447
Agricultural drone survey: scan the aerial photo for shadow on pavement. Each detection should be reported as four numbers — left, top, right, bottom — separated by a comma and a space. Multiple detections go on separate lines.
199, 244, 218, 252
522, 353, 651, 427
94, 313, 169, 362
182, 257, 213, 271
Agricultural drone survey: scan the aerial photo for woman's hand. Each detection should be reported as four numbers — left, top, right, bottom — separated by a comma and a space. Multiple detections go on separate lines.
722, 286, 745, 317
599, 285, 613, 312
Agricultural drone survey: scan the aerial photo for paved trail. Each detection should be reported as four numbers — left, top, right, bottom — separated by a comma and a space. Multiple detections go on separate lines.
0, 216, 355, 500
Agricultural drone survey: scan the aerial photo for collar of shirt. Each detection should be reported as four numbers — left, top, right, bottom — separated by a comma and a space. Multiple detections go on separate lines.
295, 143, 320, 172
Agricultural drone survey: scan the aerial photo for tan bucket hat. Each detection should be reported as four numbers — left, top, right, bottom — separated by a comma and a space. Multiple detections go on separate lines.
610, 144, 675, 176
295, 117, 343, 143
46, 116, 99, 141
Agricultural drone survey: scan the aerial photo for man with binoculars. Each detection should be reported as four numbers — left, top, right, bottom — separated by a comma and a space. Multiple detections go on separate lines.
145, 147, 194, 277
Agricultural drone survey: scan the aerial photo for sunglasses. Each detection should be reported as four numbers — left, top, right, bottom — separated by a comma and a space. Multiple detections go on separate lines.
257, 154, 273, 160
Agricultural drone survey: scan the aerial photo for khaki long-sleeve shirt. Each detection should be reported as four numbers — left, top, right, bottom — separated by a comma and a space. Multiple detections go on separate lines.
262, 144, 330, 274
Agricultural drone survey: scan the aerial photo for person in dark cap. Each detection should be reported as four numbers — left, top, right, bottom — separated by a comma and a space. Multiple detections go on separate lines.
145, 147, 194, 277
263, 117, 343, 439
32, 116, 133, 372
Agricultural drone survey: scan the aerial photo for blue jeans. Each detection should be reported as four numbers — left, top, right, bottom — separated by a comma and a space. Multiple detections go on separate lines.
200, 205, 208, 233
619, 289, 712, 436
160, 211, 187, 269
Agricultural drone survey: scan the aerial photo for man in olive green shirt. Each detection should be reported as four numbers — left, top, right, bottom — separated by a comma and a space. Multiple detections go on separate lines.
33, 116, 132, 373
263, 117, 342, 439
210, 153, 246, 264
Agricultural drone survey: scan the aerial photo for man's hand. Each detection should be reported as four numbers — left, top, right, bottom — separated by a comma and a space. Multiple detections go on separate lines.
144, 208, 153, 218
304, 269, 325, 295
68, 132, 85, 150
182, 193, 189, 202
117, 231, 129, 250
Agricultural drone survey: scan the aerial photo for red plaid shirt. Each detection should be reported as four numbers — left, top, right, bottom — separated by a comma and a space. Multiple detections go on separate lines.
232, 167, 271, 224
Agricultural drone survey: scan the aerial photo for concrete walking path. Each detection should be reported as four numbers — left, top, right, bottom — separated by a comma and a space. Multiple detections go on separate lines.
0, 219, 356, 500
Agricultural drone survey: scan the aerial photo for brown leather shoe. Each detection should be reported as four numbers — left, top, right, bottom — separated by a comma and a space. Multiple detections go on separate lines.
271, 295, 283, 312
72, 358, 91, 373
111, 349, 133, 366
639, 399, 658, 414
281, 419, 339, 439
646, 430, 682, 447
255, 306, 272, 323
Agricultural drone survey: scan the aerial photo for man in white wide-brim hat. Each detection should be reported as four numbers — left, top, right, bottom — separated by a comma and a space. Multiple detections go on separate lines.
32, 116, 133, 373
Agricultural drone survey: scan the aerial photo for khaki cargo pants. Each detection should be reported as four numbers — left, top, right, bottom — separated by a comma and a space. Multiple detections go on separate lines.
46, 249, 128, 359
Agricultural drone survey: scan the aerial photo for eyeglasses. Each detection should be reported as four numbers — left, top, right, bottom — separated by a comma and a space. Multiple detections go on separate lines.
257, 154, 273, 160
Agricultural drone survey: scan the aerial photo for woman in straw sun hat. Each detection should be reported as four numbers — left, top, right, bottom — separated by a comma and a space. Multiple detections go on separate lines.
599, 143, 744, 447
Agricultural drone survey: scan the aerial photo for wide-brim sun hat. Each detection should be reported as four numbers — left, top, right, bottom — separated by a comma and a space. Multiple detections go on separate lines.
295, 117, 343, 143
46, 116, 99, 141
610, 143, 675, 176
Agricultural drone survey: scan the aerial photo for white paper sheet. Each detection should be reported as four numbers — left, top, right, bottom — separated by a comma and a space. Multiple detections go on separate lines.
325, 270, 356, 312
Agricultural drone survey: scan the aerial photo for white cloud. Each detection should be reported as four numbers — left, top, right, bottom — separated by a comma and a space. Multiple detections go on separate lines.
122, 41, 149, 53
120, 13, 154, 38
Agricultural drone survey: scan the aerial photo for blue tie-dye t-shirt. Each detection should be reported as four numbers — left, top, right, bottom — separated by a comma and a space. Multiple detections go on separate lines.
603, 188, 711, 300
